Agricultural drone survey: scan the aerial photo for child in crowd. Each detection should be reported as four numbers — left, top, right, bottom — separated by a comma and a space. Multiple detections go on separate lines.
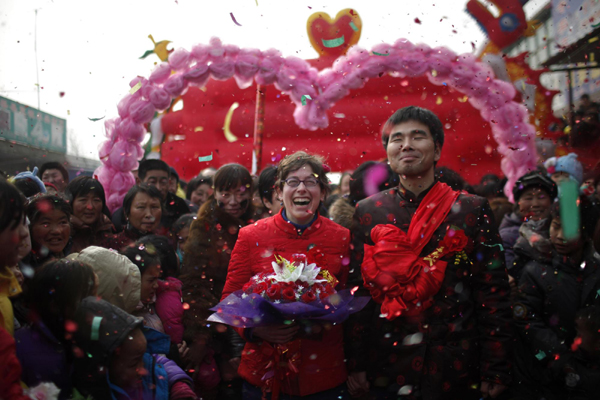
26, 194, 72, 267
15, 259, 97, 399
171, 214, 195, 267
513, 201, 600, 400
71, 296, 196, 400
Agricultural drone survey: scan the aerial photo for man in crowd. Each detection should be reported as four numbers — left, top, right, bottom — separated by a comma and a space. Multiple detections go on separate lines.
38, 162, 69, 193
112, 159, 189, 231
346, 106, 513, 399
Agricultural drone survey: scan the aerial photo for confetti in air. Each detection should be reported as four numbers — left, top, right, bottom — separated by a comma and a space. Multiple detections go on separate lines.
230, 12, 242, 26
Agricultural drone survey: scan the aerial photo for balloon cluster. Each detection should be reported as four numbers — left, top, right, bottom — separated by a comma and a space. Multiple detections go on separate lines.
98, 37, 536, 211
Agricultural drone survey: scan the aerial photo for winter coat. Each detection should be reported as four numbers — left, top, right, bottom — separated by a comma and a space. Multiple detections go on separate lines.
180, 199, 249, 345
512, 244, 600, 399
0, 325, 30, 400
155, 277, 184, 344
221, 211, 351, 397
15, 320, 72, 399
512, 217, 552, 281
68, 246, 141, 313
72, 297, 192, 400
70, 213, 115, 253
0, 265, 21, 336
499, 211, 523, 270
134, 300, 165, 334
348, 184, 513, 399
99, 226, 146, 252
328, 196, 355, 230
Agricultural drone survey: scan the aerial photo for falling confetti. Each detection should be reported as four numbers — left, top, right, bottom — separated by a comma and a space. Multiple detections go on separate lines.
230, 12, 242, 26
198, 153, 213, 162
223, 102, 239, 142
301, 95, 312, 106
535, 350, 546, 360
414, 18, 421, 24
129, 82, 142, 95
59, 91, 65, 97
88, 116, 105, 122
482, 243, 505, 251
372, 51, 389, 56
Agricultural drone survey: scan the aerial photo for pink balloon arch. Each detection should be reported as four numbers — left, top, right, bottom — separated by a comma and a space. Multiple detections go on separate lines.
96, 37, 537, 212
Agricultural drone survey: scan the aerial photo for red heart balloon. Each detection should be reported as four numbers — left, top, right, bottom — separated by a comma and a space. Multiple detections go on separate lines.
307, 9, 362, 58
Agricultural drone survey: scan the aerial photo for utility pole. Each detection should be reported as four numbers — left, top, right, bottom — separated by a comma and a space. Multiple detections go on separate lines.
35, 9, 40, 110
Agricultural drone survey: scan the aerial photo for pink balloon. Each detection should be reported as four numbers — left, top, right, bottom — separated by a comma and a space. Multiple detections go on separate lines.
117, 94, 138, 119
191, 43, 210, 64
108, 140, 141, 172
149, 63, 172, 85
184, 65, 211, 87
163, 74, 186, 97
128, 99, 156, 124
169, 48, 191, 71
209, 59, 235, 80
148, 87, 172, 111
117, 118, 145, 143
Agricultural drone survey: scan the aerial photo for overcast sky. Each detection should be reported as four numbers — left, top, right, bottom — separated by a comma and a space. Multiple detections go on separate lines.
0, 0, 547, 159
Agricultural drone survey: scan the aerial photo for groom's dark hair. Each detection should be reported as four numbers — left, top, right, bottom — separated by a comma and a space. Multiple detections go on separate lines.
381, 106, 445, 151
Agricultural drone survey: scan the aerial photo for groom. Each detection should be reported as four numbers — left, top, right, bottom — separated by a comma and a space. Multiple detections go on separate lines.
346, 106, 512, 399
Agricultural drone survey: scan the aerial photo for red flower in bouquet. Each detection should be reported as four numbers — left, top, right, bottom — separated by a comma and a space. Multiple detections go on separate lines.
281, 281, 297, 290
440, 229, 468, 254
282, 287, 296, 301
266, 284, 281, 300
253, 281, 268, 294
300, 290, 317, 303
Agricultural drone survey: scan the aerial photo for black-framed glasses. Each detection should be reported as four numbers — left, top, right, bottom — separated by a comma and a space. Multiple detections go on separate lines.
284, 177, 319, 188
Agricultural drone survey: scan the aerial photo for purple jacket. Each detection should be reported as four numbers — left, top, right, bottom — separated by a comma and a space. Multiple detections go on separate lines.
15, 321, 72, 399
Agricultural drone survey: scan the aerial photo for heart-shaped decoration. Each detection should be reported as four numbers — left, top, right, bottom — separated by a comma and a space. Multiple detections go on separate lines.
97, 36, 537, 211
306, 9, 362, 59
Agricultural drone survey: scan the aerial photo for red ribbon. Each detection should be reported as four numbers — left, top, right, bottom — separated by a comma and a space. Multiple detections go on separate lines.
362, 182, 460, 320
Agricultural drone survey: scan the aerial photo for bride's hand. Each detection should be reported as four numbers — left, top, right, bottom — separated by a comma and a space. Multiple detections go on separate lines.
252, 324, 299, 344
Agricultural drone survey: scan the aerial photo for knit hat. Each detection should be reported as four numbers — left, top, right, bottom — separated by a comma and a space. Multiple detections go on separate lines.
554, 153, 583, 185
513, 171, 558, 202
11, 167, 46, 194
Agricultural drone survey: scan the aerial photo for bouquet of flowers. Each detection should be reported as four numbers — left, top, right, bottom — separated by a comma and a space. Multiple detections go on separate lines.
208, 254, 367, 327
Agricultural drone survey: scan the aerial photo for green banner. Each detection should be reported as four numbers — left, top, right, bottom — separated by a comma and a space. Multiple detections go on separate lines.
0, 95, 67, 154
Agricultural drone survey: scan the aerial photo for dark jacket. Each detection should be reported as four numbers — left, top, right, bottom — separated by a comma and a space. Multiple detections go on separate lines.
499, 211, 523, 270
180, 199, 251, 358
70, 214, 115, 253
347, 183, 513, 399
72, 297, 192, 400
512, 244, 600, 399
15, 321, 72, 399
512, 217, 552, 281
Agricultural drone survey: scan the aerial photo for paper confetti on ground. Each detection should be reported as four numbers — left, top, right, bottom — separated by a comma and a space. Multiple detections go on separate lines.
198, 153, 213, 162
301, 95, 312, 106
230, 12, 242, 26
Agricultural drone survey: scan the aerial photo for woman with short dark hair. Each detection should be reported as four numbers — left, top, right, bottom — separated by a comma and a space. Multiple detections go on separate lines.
27, 195, 72, 267
64, 176, 114, 252
100, 184, 163, 251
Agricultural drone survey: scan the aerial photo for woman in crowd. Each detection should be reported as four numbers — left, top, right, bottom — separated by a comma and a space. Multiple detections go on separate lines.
136, 234, 180, 278
26, 194, 72, 268
221, 151, 351, 399
101, 184, 163, 251
180, 163, 254, 398
186, 175, 214, 209
64, 176, 114, 252
15, 259, 97, 399
499, 171, 556, 273
0, 180, 29, 336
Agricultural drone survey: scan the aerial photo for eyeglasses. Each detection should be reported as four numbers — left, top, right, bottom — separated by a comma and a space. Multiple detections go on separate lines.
284, 177, 319, 188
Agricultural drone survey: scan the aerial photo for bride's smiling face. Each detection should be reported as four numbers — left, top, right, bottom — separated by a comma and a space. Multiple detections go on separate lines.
279, 165, 324, 225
